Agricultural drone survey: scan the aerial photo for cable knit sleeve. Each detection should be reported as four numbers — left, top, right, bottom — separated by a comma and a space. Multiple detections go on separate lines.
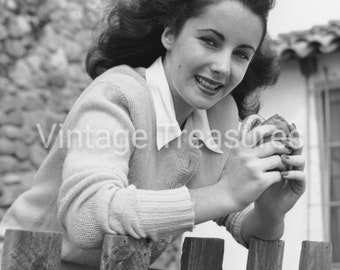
58, 79, 194, 248
214, 204, 253, 248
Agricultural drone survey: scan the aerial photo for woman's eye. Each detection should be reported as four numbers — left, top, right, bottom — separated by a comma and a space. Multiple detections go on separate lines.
235, 50, 250, 61
200, 37, 217, 48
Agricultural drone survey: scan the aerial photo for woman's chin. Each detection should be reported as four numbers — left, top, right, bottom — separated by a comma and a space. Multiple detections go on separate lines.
190, 99, 217, 110
182, 91, 220, 110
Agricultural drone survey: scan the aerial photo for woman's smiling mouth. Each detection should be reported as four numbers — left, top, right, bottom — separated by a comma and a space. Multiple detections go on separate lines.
195, 75, 224, 95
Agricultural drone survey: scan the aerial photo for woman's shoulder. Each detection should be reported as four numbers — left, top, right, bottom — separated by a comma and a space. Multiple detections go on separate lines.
94, 65, 148, 90
63, 65, 154, 130
85, 65, 152, 104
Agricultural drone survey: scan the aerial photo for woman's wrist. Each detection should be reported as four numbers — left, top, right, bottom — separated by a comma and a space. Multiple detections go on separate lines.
254, 203, 286, 224
241, 207, 285, 245
188, 182, 237, 224
214, 178, 248, 213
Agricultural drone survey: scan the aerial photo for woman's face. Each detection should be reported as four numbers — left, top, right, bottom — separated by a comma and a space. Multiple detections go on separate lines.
162, 0, 263, 111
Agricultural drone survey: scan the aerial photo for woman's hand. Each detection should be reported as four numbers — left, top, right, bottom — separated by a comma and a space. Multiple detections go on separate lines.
188, 124, 290, 225
254, 135, 306, 220
216, 124, 292, 213
189, 123, 304, 226
240, 125, 306, 244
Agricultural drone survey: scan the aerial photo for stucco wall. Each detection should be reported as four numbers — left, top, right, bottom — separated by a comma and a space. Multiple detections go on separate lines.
260, 60, 309, 270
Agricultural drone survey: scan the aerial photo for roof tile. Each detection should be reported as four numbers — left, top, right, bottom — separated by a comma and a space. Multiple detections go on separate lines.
273, 20, 340, 60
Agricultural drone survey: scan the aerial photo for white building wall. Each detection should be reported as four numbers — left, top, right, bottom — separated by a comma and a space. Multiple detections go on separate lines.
260, 60, 312, 270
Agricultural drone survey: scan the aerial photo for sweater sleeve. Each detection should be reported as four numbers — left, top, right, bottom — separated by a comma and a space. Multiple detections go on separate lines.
58, 81, 194, 248
214, 204, 253, 248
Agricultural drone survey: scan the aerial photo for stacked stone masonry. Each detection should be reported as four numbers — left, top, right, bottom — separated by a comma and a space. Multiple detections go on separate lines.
0, 0, 180, 268
0, 0, 180, 270
0, 0, 105, 213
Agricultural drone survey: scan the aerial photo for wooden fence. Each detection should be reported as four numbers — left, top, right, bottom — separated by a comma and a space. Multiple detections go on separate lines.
0, 229, 333, 270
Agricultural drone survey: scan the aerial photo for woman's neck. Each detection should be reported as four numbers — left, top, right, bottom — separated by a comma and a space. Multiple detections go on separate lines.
170, 88, 195, 129
162, 57, 195, 129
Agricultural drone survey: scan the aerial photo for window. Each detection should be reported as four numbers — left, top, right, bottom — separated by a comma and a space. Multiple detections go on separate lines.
319, 86, 340, 265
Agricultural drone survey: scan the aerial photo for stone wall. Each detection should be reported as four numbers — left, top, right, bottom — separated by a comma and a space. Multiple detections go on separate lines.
0, 0, 104, 211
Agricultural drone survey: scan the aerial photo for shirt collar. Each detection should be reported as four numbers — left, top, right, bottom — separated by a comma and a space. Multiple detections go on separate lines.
145, 57, 223, 154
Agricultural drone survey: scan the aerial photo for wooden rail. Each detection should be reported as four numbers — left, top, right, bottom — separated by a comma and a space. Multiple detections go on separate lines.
100, 235, 151, 270
1, 229, 62, 270
180, 237, 224, 270
0, 229, 334, 269
299, 241, 333, 270
246, 238, 285, 270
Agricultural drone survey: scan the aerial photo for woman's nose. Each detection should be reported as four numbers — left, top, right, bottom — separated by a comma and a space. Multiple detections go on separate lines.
210, 52, 231, 78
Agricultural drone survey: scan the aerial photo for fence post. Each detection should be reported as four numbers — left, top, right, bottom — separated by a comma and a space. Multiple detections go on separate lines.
100, 235, 152, 270
1, 229, 62, 270
298, 241, 333, 270
246, 238, 285, 270
180, 237, 224, 270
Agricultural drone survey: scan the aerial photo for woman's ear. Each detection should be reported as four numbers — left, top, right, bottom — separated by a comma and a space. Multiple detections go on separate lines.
161, 26, 175, 50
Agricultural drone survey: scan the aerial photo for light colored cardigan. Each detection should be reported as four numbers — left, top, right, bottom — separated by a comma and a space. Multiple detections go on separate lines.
0, 65, 249, 269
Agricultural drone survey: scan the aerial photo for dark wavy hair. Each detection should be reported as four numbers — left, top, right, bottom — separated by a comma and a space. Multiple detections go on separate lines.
86, 0, 280, 119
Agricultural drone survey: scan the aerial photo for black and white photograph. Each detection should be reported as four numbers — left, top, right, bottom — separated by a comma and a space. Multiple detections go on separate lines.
0, 0, 339, 269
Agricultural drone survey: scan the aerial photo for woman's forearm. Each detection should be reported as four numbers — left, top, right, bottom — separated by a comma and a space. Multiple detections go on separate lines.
189, 184, 237, 224
241, 207, 285, 245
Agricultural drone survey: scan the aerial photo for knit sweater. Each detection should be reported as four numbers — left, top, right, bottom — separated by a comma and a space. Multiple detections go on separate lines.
0, 65, 250, 269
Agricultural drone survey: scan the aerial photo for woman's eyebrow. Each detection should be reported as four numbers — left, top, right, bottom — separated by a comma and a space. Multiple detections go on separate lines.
198, 29, 225, 41
239, 44, 256, 53
198, 29, 256, 52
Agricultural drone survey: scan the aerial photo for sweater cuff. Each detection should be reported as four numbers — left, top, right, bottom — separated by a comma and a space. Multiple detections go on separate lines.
216, 204, 253, 248
136, 186, 195, 240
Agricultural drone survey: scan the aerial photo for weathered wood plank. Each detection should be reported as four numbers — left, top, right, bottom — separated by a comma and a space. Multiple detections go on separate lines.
298, 241, 332, 270
246, 238, 285, 270
100, 235, 152, 270
180, 237, 224, 270
1, 229, 62, 270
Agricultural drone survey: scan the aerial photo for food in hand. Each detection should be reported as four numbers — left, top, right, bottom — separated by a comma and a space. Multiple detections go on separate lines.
240, 114, 297, 172
240, 113, 295, 144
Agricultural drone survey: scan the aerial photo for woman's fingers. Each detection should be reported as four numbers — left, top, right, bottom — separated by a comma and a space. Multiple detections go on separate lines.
281, 170, 305, 181
262, 170, 282, 185
256, 155, 285, 171
252, 140, 292, 158
281, 170, 306, 195
254, 153, 305, 173
281, 154, 305, 170
285, 126, 304, 155
243, 124, 278, 146
282, 138, 303, 151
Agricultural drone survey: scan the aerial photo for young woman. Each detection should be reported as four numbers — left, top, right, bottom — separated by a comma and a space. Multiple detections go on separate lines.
0, 0, 305, 269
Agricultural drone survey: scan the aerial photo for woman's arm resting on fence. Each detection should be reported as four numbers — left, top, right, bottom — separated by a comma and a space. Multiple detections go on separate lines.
189, 127, 293, 225
241, 207, 285, 244
241, 137, 306, 245
188, 186, 240, 224
58, 81, 195, 246
188, 142, 290, 225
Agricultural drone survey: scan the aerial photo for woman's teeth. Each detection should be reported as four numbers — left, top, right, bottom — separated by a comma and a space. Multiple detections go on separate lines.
196, 76, 223, 91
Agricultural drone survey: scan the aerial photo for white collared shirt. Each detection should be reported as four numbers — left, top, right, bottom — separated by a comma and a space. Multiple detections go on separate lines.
145, 57, 223, 154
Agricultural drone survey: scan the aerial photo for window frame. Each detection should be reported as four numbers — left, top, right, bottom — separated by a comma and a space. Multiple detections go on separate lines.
315, 79, 340, 269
